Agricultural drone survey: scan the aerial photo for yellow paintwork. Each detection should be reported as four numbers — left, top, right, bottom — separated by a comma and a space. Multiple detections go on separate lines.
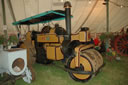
70, 56, 92, 80
46, 46, 56, 60
37, 30, 90, 43
86, 31, 91, 42
71, 32, 86, 42
59, 36, 64, 43
79, 32, 86, 42
36, 29, 92, 61
49, 28, 55, 34
79, 44, 94, 51
74, 44, 94, 67
56, 47, 64, 60
22, 29, 92, 62
46, 44, 64, 60
71, 34, 79, 40
37, 34, 59, 42
26, 32, 32, 41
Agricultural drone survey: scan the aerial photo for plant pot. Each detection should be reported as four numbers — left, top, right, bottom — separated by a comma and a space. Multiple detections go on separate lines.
0, 45, 3, 51
8, 45, 11, 50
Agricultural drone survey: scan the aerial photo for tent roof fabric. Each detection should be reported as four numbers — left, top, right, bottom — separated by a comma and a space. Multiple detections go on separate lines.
0, 0, 128, 34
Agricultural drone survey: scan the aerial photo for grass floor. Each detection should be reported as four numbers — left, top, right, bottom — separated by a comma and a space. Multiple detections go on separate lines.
1, 56, 128, 85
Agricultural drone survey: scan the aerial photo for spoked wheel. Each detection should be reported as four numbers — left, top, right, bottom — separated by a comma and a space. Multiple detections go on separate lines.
67, 56, 93, 82
114, 34, 128, 56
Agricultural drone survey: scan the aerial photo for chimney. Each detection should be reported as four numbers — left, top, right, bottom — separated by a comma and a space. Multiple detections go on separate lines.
64, 1, 72, 40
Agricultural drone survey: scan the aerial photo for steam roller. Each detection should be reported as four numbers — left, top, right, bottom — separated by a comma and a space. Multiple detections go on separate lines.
61, 2, 103, 81
12, 1, 104, 82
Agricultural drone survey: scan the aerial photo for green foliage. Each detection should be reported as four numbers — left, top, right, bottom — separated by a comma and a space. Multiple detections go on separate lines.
8, 35, 19, 45
0, 35, 5, 45
100, 32, 115, 42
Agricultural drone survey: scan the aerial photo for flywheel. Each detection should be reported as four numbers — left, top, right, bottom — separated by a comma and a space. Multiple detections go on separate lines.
114, 34, 128, 56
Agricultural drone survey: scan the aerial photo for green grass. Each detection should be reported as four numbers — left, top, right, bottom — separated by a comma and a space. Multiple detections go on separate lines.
1, 56, 128, 85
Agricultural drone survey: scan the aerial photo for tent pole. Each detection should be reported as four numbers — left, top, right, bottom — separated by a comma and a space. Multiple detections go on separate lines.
104, 0, 110, 52
1, 0, 8, 49
37, 0, 40, 31
6, 0, 20, 32
105, 0, 109, 33
1, 0, 6, 25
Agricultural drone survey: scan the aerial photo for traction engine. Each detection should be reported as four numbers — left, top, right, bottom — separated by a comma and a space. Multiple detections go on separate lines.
111, 27, 128, 57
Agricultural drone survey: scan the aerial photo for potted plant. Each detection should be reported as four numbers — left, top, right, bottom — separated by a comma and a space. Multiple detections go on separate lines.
7, 35, 19, 49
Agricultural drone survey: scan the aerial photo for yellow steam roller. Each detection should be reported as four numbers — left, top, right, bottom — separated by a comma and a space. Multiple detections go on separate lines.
13, 1, 104, 82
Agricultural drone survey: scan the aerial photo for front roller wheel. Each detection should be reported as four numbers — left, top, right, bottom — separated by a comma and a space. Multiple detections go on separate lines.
67, 56, 93, 82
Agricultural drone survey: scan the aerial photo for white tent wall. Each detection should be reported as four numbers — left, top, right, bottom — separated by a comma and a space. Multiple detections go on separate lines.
0, 0, 128, 35
83, 0, 106, 33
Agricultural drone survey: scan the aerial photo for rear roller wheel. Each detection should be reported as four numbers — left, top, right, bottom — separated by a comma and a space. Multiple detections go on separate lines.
67, 56, 93, 82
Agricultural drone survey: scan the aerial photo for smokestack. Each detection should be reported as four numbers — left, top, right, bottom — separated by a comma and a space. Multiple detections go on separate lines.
64, 1, 72, 40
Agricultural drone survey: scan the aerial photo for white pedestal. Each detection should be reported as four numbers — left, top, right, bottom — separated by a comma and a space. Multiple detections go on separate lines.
0, 48, 27, 76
